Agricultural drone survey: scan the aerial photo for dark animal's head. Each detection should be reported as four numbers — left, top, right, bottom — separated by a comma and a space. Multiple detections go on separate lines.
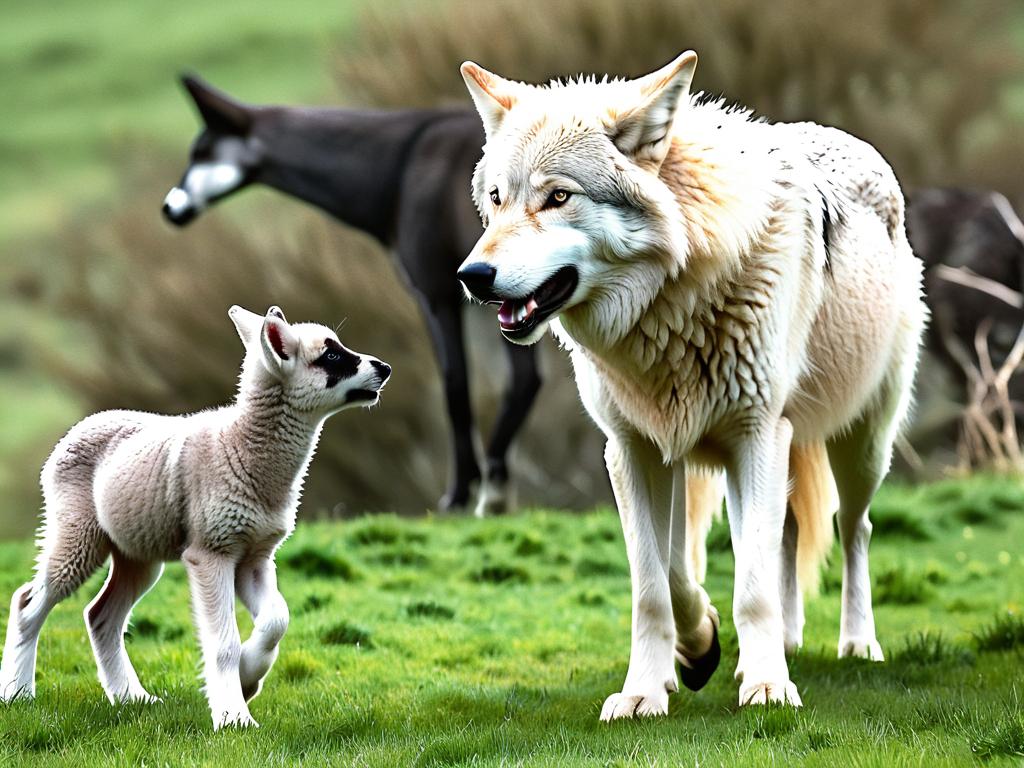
163, 75, 263, 226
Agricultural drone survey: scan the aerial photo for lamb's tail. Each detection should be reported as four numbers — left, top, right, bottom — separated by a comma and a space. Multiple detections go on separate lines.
789, 441, 837, 595
684, 441, 837, 593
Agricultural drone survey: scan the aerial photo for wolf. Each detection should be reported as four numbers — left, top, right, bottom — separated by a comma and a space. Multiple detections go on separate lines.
163, 76, 534, 517
457, 51, 926, 716
0, 305, 390, 729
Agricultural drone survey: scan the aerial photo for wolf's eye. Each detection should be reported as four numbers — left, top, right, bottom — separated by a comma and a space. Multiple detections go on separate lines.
489, 187, 501, 206
325, 352, 340, 362
543, 189, 572, 209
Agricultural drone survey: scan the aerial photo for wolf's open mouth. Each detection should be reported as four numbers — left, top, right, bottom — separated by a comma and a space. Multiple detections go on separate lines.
496, 266, 579, 341
346, 389, 380, 405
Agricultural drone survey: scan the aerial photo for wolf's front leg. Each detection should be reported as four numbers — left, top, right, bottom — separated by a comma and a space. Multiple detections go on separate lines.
726, 418, 801, 707
600, 435, 677, 721
183, 547, 256, 730
236, 557, 289, 702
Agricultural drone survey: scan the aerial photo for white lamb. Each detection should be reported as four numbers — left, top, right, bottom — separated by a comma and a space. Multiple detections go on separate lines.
0, 305, 391, 729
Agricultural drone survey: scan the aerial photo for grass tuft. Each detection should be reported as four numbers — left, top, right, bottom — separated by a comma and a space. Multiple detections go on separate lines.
974, 612, 1024, 652
968, 711, 1024, 759
406, 601, 455, 620
874, 566, 933, 605
320, 620, 373, 648
893, 632, 975, 667
471, 564, 531, 585
280, 547, 357, 581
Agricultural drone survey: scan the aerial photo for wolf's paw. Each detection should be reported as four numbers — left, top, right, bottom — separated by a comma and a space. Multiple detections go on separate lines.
739, 679, 802, 707
600, 688, 670, 721
213, 710, 259, 731
839, 637, 884, 661
676, 610, 721, 692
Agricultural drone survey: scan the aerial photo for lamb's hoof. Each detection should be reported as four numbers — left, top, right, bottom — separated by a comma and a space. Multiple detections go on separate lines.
0, 683, 34, 703
600, 689, 669, 721
739, 679, 802, 707
677, 616, 721, 692
839, 637, 884, 661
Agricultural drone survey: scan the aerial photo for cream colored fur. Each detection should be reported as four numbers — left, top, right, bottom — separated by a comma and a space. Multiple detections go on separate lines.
0, 305, 389, 730
460, 51, 926, 717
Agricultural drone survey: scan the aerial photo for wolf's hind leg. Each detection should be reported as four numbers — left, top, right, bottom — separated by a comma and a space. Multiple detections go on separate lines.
236, 557, 288, 702
85, 551, 163, 703
827, 356, 914, 661
1, 491, 110, 701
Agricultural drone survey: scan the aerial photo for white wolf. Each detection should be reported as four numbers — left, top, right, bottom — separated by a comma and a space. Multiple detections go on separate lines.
457, 51, 925, 717
0, 305, 390, 729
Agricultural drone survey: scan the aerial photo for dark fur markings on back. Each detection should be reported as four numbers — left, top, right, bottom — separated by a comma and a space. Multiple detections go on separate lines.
312, 338, 360, 388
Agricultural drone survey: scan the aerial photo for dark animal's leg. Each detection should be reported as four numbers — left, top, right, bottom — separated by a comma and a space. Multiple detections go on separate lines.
422, 301, 480, 511
478, 342, 542, 516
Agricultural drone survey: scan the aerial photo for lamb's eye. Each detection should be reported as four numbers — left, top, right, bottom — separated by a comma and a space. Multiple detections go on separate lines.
544, 189, 571, 209
326, 352, 340, 362
489, 187, 501, 206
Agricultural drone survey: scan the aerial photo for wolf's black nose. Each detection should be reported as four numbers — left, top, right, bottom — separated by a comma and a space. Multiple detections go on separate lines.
372, 360, 392, 380
458, 262, 498, 300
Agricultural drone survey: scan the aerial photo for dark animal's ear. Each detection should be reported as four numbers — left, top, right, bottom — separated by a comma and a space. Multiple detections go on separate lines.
180, 73, 252, 135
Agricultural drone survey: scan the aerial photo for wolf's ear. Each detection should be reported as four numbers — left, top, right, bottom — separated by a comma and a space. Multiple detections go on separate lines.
228, 305, 263, 347
606, 51, 698, 168
259, 306, 299, 376
460, 62, 523, 138
180, 74, 252, 135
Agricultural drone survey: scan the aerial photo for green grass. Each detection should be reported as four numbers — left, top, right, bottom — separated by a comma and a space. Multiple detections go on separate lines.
1, 477, 1023, 766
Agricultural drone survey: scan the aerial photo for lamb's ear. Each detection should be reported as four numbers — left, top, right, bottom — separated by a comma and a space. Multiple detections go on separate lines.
228, 305, 263, 347
606, 51, 698, 168
460, 62, 523, 139
259, 306, 299, 375
180, 73, 252, 135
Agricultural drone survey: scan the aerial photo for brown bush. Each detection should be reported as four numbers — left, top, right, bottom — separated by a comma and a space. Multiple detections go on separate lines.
44, 161, 609, 517
333, 0, 1024, 204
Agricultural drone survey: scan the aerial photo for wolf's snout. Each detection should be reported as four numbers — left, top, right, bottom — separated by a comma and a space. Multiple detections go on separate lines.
457, 262, 499, 302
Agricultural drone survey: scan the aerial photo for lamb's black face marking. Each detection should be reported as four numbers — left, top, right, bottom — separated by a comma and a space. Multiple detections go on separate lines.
312, 338, 360, 388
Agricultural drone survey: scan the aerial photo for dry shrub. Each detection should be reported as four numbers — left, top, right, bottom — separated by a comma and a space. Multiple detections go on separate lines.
44, 161, 608, 516
334, 0, 1024, 204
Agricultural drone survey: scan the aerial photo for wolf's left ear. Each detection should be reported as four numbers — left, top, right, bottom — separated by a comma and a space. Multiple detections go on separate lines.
259, 306, 299, 376
606, 51, 698, 168
460, 62, 524, 139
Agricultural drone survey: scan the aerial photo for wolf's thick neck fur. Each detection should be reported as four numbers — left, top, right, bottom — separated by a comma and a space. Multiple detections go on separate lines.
555, 99, 820, 459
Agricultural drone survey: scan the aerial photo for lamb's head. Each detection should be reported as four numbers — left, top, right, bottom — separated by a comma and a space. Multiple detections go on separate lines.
229, 305, 391, 416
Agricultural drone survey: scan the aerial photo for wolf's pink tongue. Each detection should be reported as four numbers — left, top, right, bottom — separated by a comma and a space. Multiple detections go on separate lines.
498, 301, 516, 327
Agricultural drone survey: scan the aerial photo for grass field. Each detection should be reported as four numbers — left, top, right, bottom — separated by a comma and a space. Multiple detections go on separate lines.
0, 476, 1022, 766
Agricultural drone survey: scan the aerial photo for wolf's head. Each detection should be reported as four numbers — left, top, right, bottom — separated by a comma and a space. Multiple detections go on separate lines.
229, 305, 391, 416
457, 52, 698, 346
163, 76, 263, 226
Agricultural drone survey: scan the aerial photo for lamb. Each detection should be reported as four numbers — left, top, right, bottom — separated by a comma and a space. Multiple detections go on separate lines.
0, 305, 391, 729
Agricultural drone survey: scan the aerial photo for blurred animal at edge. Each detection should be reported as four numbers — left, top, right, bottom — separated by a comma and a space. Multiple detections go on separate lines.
0, 305, 391, 730
457, 51, 926, 716
163, 76, 532, 518
908, 188, 1024, 418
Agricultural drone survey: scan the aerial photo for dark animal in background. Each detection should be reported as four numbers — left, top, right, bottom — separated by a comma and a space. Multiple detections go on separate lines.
163, 76, 540, 515
907, 188, 1024, 408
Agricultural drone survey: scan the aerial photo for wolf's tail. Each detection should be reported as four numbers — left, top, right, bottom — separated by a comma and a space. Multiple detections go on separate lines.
684, 441, 836, 594
789, 441, 837, 595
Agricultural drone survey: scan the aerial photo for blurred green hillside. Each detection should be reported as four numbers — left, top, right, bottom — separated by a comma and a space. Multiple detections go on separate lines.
2, 0, 1024, 538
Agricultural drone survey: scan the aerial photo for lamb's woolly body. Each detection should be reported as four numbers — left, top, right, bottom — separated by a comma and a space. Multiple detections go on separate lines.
1, 307, 388, 730
461, 53, 926, 716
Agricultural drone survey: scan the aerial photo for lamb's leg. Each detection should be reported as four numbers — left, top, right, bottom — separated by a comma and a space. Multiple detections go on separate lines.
85, 551, 163, 703
183, 547, 254, 730
235, 557, 288, 702
1, 489, 110, 701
